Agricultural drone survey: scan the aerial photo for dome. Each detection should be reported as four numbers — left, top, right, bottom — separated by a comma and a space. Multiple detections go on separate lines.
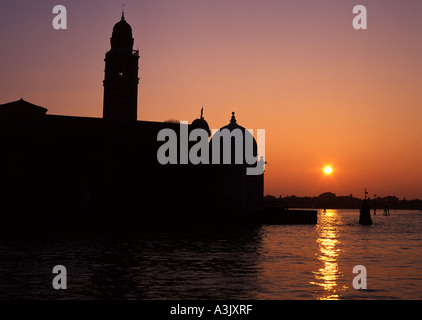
210, 112, 258, 165
191, 108, 211, 136
110, 13, 134, 50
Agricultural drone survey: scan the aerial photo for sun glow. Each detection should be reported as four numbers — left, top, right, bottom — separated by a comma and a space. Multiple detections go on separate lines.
324, 166, 333, 174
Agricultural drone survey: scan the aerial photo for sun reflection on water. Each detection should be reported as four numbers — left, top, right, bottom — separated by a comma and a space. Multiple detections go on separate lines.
311, 209, 347, 300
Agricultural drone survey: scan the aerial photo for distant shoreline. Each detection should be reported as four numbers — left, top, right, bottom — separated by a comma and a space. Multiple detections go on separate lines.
265, 192, 422, 210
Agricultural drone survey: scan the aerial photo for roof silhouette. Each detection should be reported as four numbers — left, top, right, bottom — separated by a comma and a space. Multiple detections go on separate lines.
0, 98, 48, 118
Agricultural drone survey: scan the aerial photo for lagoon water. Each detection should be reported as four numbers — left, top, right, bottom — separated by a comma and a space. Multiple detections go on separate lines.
0, 209, 421, 300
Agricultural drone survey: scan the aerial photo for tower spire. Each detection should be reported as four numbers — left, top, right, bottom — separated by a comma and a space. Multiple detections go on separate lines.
121, 2, 125, 20
103, 7, 139, 121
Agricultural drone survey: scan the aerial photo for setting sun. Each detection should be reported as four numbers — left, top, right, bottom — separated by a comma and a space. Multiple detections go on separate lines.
324, 166, 333, 174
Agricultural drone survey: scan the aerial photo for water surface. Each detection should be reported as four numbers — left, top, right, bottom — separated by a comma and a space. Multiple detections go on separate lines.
0, 210, 421, 299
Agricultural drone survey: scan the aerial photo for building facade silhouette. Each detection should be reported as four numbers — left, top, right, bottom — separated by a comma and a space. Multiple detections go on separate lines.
0, 14, 264, 227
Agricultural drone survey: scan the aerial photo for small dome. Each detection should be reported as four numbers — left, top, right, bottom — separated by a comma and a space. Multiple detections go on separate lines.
113, 14, 132, 35
110, 13, 134, 50
191, 108, 211, 136
191, 118, 211, 136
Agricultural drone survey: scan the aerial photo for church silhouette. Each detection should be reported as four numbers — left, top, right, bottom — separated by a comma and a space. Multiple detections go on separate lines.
0, 13, 266, 232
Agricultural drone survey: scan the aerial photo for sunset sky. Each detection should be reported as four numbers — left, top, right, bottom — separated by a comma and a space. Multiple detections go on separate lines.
0, 0, 421, 199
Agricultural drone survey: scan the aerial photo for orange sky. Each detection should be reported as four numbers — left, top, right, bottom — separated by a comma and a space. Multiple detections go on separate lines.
0, 0, 421, 199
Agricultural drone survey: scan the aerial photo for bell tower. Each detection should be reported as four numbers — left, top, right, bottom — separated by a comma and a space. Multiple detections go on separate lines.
103, 12, 139, 121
